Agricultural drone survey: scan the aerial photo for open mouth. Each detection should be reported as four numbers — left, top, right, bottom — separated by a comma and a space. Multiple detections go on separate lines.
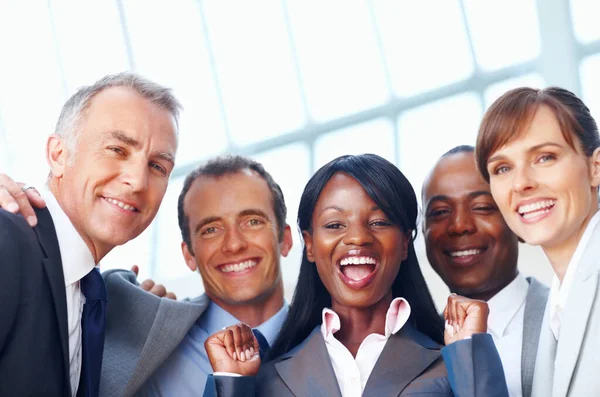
338, 256, 378, 283
517, 200, 556, 220
219, 259, 259, 274
445, 247, 486, 266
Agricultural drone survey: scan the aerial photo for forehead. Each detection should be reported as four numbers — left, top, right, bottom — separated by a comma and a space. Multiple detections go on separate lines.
79, 86, 178, 147
316, 173, 375, 209
424, 153, 489, 200
185, 171, 275, 219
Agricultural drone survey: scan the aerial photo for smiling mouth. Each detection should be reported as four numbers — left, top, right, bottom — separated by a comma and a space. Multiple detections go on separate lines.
103, 196, 139, 212
518, 200, 556, 220
339, 256, 378, 281
220, 259, 259, 273
445, 247, 486, 266
449, 248, 482, 257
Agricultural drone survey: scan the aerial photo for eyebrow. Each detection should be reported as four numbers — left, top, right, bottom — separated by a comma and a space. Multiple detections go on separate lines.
193, 208, 271, 235
425, 191, 493, 211
487, 142, 564, 164
109, 130, 175, 165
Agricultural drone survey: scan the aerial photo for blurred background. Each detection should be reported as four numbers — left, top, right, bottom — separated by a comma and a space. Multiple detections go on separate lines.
0, 0, 598, 309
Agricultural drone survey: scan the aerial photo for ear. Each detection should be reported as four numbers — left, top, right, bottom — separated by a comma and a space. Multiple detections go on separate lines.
590, 147, 600, 187
181, 241, 197, 272
279, 224, 293, 257
402, 230, 411, 261
302, 230, 315, 263
46, 134, 68, 178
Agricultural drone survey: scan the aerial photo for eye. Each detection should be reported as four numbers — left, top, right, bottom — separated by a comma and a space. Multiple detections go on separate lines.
324, 222, 344, 230
247, 218, 265, 227
201, 226, 218, 236
150, 162, 167, 176
370, 219, 392, 227
472, 204, 497, 213
108, 146, 126, 155
427, 208, 450, 218
492, 165, 511, 175
538, 153, 556, 164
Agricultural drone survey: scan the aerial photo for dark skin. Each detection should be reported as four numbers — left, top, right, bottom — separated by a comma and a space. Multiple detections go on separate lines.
422, 151, 519, 301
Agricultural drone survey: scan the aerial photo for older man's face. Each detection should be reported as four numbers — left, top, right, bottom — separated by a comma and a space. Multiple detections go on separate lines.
52, 86, 177, 259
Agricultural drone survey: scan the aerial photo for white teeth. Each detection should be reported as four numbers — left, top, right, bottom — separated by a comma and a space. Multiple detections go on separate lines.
518, 200, 556, 215
221, 260, 258, 273
450, 249, 481, 257
105, 197, 137, 212
339, 256, 377, 266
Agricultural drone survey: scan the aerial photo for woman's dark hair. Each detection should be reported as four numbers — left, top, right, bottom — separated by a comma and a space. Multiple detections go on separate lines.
268, 154, 444, 360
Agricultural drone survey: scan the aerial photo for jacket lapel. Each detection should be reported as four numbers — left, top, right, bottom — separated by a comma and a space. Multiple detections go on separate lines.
363, 324, 441, 397
275, 327, 342, 397
123, 294, 209, 396
34, 208, 71, 395
553, 238, 600, 397
521, 278, 549, 397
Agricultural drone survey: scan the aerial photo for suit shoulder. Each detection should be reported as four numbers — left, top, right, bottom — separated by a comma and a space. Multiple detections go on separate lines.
0, 209, 36, 249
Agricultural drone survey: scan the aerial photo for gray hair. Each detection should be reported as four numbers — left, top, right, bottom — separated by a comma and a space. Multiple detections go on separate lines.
55, 72, 182, 162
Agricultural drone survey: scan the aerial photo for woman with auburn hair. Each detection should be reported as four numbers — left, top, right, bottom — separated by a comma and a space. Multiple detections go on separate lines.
201, 154, 508, 397
475, 87, 600, 397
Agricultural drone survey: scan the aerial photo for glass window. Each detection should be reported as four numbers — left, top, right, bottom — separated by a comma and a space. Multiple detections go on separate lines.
203, 0, 306, 146
484, 73, 545, 108
580, 54, 600, 121
253, 143, 311, 299
463, 0, 541, 71
313, 118, 395, 170
122, 0, 228, 166
570, 0, 600, 43
0, 0, 65, 186
50, 0, 130, 93
286, 0, 388, 122
372, 0, 474, 96
154, 177, 190, 281
398, 92, 483, 201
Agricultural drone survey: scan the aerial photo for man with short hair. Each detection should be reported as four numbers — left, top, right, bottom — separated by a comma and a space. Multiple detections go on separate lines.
0, 72, 181, 396
421, 145, 549, 397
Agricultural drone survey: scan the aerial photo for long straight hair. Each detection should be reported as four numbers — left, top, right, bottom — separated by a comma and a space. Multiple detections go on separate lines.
268, 154, 444, 360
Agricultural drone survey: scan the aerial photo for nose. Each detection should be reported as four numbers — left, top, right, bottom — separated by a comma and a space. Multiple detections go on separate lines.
222, 226, 248, 254
512, 164, 538, 194
448, 206, 476, 236
122, 160, 149, 192
342, 223, 374, 246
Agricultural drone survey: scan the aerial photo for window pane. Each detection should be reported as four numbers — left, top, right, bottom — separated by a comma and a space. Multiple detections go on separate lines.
580, 54, 600, 121
253, 143, 311, 300
398, 93, 483, 199
484, 73, 545, 107
463, 0, 541, 71
313, 118, 395, 170
123, 0, 228, 166
203, 0, 306, 146
372, 0, 473, 96
50, 0, 130, 93
286, 0, 388, 122
570, 0, 600, 43
0, 0, 65, 186
154, 177, 190, 281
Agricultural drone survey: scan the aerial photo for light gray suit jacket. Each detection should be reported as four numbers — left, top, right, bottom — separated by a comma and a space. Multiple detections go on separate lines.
521, 277, 550, 397
531, 220, 600, 397
99, 269, 209, 397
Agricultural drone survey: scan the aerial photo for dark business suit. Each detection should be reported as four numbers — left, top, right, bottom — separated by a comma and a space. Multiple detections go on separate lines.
205, 324, 508, 397
0, 207, 71, 396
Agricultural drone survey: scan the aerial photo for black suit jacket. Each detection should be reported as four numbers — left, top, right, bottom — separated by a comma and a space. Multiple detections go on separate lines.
0, 207, 71, 396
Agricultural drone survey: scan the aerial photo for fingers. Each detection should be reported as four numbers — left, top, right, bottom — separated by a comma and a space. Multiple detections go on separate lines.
165, 292, 177, 300
130, 265, 140, 277
0, 175, 40, 227
18, 183, 46, 210
140, 278, 155, 292
222, 324, 257, 362
150, 284, 167, 298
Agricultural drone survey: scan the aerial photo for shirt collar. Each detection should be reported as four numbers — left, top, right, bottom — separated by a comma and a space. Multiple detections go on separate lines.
487, 273, 529, 337
549, 210, 600, 317
199, 300, 289, 346
42, 187, 96, 287
321, 297, 411, 340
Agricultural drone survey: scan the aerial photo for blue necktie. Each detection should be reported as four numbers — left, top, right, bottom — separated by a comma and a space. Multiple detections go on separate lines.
80, 268, 107, 397
252, 329, 270, 360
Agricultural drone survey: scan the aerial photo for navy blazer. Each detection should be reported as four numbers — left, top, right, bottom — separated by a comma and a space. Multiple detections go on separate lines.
204, 324, 508, 397
0, 208, 72, 396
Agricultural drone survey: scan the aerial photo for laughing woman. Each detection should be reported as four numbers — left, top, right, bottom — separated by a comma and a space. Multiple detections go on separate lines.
475, 87, 600, 397
203, 154, 508, 397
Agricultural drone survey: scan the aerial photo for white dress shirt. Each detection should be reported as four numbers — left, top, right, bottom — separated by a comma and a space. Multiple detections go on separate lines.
487, 273, 529, 397
320, 298, 411, 397
43, 189, 96, 395
548, 210, 600, 340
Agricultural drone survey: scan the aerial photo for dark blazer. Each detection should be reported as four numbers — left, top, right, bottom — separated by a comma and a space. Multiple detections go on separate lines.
0, 208, 71, 396
205, 324, 508, 397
